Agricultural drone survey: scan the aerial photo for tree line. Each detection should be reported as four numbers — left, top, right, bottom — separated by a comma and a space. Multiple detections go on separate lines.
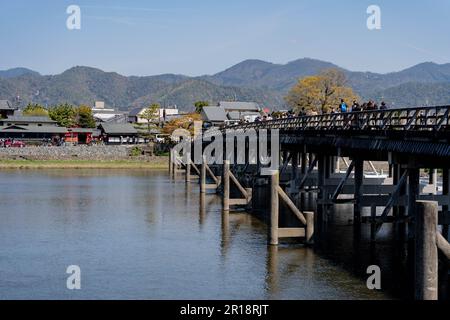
22, 103, 96, 128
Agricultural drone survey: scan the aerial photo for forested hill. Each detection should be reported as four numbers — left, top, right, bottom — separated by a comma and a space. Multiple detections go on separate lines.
1, 59, 450, 111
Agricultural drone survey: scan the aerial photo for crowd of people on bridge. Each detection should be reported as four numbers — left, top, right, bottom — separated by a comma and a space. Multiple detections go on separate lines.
297, 100, 389, 117
237, 99, 390, 125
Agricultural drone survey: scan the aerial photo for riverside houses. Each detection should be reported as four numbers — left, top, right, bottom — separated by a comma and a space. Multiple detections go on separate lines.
0, 100, 18, 119
201, 101, 262, 127
98, 123, 139, 144
0, 115, 67, 141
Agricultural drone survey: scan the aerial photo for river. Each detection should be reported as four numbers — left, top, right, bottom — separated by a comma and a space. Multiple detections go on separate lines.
0, 169, 391, 299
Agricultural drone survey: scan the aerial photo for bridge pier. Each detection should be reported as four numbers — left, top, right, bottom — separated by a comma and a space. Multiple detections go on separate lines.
223, 160, 230, 212
443, 169, 450, 241
185, 151, 191, 183
270, 171, 279, 245
315, 154, 326, 245
353, 159, 364, 224
415, 201, 438, 300
269, 169, 313, 246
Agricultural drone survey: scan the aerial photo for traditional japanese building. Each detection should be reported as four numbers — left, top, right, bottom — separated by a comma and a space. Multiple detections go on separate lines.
0, 116, 67, 141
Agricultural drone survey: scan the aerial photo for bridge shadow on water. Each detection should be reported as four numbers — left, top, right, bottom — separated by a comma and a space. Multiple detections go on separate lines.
250, 186, 424, 300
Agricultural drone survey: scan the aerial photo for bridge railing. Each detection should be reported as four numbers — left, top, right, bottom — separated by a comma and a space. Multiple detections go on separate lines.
223, 105, 450, 133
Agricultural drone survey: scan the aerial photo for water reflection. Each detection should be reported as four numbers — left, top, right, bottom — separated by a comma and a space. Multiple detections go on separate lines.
0, 170, 391, 299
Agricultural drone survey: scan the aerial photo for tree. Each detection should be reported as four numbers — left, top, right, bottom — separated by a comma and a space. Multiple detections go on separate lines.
48, 103, 76, 127
162, 113, 202, 136
76, 105, 96, 128
23, 103, 48, 117
194, 101, 209, 114
285, 69, 360, 114
140, 103, 160, 136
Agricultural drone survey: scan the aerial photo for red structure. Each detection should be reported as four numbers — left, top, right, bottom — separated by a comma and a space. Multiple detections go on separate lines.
65, 128, 97, 144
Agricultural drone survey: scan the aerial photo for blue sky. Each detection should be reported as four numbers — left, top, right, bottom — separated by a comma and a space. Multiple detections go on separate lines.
0, 0, 449, 76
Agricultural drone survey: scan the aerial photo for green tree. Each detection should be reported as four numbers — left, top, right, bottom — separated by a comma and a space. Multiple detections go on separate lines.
76, 105, 96, 128
48, 103, 76, 127
141, 103, 160, 136
285, 69, 360, 114
23, 103, 48, 117
194, 101, 209, 114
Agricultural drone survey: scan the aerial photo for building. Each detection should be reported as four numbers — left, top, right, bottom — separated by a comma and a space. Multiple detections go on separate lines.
201, 101, 262, 127
128, 107, 179, 124
65, 128, 100, 145
160, 107, 179, 122
0, 100, 18, 119
92, 101, 128, 123
218, 101, 260, 112
98, 123, 139, 145
0, 116, 67, 141
128, 107, 145, 123
201, 107, 228, 127
218, 101, 261, 123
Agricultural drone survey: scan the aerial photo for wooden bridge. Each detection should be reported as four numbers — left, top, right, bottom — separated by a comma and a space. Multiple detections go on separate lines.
169, 105, 450, 300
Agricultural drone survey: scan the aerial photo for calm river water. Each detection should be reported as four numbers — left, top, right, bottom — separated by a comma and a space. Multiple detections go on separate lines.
0, 169, 392, 300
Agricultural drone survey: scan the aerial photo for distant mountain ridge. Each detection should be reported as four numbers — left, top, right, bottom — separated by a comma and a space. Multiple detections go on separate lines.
1, 59, 450, 111
0, 67, 40, 79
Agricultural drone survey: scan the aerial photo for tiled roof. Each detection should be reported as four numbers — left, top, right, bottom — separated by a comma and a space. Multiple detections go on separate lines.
218, 101, 260, 112
99, 123, 138, 135
202, 107, 227, 122
128, 107, 144, 117
5, 116, 55, 123
0, 100, 15, 110
0, 125, 67, 133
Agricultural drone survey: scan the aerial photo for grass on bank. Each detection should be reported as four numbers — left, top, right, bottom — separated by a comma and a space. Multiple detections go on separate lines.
0, 158, 169, 169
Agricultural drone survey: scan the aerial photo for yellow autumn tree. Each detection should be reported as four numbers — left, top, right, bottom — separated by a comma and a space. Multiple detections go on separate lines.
162, 113, 202, 136
285, 69, 360, 114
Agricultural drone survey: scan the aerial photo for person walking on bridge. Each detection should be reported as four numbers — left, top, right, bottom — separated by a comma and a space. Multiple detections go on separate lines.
339, 99, 350, 127
339, 99, 348, 113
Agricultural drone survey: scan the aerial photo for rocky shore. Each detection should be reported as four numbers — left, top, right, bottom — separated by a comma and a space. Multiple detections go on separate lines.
0, 145, 150, 161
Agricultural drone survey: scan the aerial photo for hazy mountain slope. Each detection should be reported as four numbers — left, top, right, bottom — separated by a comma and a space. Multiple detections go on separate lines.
0, 66, 282, 110
0, 67, 40, 79
1, 59, 450, 111
366, 82, 450, 108
207, 58, 339, 92
130, 79, 282, 108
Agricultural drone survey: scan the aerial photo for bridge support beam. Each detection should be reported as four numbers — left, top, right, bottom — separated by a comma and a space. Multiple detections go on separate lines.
169, 149, 172, 176
315, 154, 326, 245
223, 160, 230, 212
414, 201, 438, 300
441, 169, 450, 299
300, 152, 307, 175
270, 170, 279, 245
408, 168, 420, 241
353, 159, 364, 225
185, 152, 191, 183
292, 152, 299, 181
200, 156, 206, 193
305, 211, 314, 245
443, 169, 450, 241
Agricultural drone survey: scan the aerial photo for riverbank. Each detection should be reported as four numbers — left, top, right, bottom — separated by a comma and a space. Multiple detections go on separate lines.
0, 145, 169, 169
0, 158, 168, 169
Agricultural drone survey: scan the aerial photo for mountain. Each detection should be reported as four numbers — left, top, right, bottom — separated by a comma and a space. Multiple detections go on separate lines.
1, 59, 450, 111
0, 66, 281, 110
0, 67, 40, 79
205, 58, 339, 92
367, 82, 450, 108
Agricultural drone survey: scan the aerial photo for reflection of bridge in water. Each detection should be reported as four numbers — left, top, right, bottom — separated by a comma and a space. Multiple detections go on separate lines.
170, 105, 450, 300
